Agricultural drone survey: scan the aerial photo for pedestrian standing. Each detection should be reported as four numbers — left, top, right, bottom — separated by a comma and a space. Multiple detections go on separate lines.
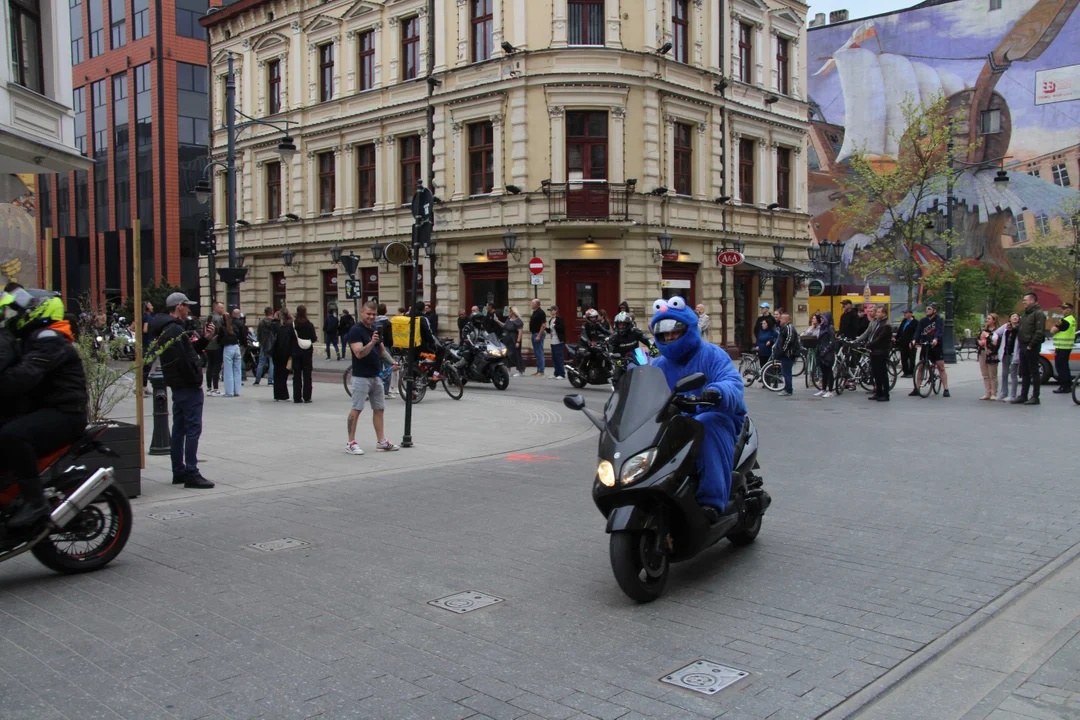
204, 301, 225, 396
496, 307, 525, 376
273, 308, 294, 401
977, 314, 1000, 400
696, 304, 711, 341
867, 305, 893, 401
324, 309, 340, 360
337, 310, 354, 358
149, 293, 215, 488
815, 311, 837, 398
529, 299, 547, 377
424, 302, 439, 335
253, 306, 275, 386
139, 301, 154, 396
292, 305, 317, 404
219, 310, 244, 397
1050, 302, 1075, 394
776, 314, 798, 396
909, 302, 951, 398
996, 313, 1020, 402
896, 308, 917, 377
1013, 291, 1047, 405
375, 303, 395, 397
548, 306, 566, 379
345, 301, 399, 455
755, 319, 777, 366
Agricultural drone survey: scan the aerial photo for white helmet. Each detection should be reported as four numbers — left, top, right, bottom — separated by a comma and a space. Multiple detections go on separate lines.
585, 308, 600, 322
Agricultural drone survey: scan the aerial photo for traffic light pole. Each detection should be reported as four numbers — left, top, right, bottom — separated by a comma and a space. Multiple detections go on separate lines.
401, 188, 435, 449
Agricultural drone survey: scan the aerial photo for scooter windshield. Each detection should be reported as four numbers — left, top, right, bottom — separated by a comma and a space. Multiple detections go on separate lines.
603, 365, 670, 441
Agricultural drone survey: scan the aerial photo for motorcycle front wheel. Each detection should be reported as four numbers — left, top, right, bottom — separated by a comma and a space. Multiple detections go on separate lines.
568, 368, 587, 388
492, 364, 510, 391
610, 531, 669, 603
31, 486, 132, 574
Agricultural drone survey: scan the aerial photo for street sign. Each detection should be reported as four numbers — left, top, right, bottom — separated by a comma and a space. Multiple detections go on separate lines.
384, 241, 410, 265
410, 187, 435, 222
529, 257, 544, 275
717, 250, 744, 267
807, 278, 825, 297
487, 248, 507, 260
345, 278, 362, 300
531, 274, 544, 286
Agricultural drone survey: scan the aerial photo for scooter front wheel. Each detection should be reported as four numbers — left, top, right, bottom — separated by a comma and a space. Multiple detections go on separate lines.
609, 531, 669, 603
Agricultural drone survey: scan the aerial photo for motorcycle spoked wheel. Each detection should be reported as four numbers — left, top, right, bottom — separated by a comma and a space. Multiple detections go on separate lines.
609, 530, 670, 603
398, 371, 428, 403
30, 486, 132, 574
492, 364, 510, 391
442, 366, 465, 400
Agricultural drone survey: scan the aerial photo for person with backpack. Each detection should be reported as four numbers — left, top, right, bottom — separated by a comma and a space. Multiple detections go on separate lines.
375, 304, 394, 397
253, 306, 276, 386
337, 310, 355, 359
324, 309, 340, 360
776, 313, 800, 396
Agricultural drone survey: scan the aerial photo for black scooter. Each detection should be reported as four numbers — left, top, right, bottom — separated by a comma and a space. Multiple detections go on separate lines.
564, 365, 770, 602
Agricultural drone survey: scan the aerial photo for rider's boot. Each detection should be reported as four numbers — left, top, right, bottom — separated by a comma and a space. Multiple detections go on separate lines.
7, 477, 48, 529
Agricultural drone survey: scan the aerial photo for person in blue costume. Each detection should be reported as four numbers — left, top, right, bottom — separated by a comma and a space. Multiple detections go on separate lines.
649, 296, 746, 514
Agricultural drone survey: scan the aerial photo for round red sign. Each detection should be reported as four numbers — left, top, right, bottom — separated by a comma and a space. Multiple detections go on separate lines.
717, 250, 744, 267
529, 257, 544, 275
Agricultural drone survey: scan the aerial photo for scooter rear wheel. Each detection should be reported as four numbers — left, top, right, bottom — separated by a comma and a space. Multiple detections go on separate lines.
609, 531, 669, 603
728, 511, 762, 546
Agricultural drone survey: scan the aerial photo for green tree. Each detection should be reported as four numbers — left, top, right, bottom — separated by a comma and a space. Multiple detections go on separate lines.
118, 277, 186, 321
1011, 197, 1080, 308
834, 94, 973, 309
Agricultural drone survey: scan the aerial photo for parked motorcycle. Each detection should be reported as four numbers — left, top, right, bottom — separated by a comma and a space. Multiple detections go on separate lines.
564, 365, 770, 603
453, 331, 510, 390
0, 425, 132, 574
567, 337, 617, 389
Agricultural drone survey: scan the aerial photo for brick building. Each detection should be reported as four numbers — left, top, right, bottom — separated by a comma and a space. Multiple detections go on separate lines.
35, 0, 215, 308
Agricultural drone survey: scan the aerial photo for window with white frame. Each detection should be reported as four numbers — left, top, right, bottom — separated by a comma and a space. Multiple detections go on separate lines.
979, 109, 1001, 135
1036, 214, 1050, 235
1015, 213, 1027, 243
1052, 162, 1071, 187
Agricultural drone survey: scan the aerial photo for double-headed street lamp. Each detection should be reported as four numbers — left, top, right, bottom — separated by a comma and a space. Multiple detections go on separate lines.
194, 53, 297, 311
329, 245, 362, 318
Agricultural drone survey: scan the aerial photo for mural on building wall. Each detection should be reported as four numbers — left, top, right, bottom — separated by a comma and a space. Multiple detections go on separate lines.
807, 0, 1080, 272
0, 174, 37, 289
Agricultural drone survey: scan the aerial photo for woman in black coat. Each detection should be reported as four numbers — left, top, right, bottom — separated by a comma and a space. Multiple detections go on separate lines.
272, 309, 294, 401
292, 305, 318, 403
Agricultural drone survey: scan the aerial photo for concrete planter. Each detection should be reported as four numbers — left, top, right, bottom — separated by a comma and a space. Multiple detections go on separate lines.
80, 422, 142, 498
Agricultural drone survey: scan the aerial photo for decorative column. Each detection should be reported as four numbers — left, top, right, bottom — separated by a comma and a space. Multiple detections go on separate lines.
389, 17, 399, 80
696, 122, 708, 200
492, 0, 504, 57
513, 0, 527, 49
372, 23, 383, 88
491, 115, 505, 194
645, 0, 659, 51
693, 0, 704, 67
730, 12, 741, 78
732, 132, 743, 203
456, 0, 468, 66
332, 36, 342, 100
255, 161, 265, 222
549, 107, 566, 183
606, 0, 623, 49
346, 30, 357, 94
664, 115, 676, 192
307, 42, 318, 103
434, 0, 448, 71
384, 136, 397, 208
419, 128, 430, 192
306, 151, 317, 217
791, 36, 801, 100
754, 22, 764, 87
289, 19, 302, 109
552, 0, 568, 48
373, 138, 385, 208
451, 122, 466, 200
343, 144, 355, 213
418, 7, 430, 72
610, 107, 626, 183
770, 29, 779, 92
709, 0, 721, 71
758, 140, 771, 208
794, 146, 805, 212
279, 52, 290, 112
256, 60, 266, 116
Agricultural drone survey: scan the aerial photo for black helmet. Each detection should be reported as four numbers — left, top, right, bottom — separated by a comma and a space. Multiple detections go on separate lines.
470, 311, 485, 326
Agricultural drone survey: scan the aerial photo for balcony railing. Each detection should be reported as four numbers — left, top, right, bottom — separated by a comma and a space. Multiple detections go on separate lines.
546, 181, 631, 221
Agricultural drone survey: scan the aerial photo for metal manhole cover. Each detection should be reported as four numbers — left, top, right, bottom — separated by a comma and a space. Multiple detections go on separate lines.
147, 510, 195, 521
661, 660, 749, 696
428, 591, 504, 614
247, 538, 312, 552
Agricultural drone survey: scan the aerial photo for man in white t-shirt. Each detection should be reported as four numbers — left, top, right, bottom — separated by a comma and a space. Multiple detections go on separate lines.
548, 305, 566, 379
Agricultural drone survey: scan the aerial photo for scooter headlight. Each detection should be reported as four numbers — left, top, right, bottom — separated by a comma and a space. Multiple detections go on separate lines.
620, 448, 657, 486
597, 459, 616, 487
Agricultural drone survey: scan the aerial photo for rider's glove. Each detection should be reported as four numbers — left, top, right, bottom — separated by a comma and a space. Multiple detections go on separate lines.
700, 388, 721, 405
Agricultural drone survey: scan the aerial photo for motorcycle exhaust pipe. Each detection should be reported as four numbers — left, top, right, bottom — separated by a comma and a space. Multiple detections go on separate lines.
50, 468, 115, 528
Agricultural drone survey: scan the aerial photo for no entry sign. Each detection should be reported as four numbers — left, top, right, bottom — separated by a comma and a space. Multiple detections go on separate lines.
529, 257, 544, 275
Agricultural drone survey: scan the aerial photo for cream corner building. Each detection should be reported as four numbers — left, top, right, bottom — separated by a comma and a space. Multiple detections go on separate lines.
203, 0, 811, 351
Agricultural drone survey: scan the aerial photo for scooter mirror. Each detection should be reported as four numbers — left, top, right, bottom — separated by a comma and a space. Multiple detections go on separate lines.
563, 394, 586, 411
674, 372, 707, 394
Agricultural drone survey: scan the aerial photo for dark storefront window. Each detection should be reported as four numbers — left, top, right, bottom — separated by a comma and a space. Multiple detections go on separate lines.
89, 0, 104, 57
176, 0, 207, 39
135, 63, 152, 229
113, 73, 130, 229
57, 174, 71, 237
70, 0, 84, 64
110, 0, 125, 48
92, 80, 109, 232
177, 62, 208, 297
271, 271, 286, 310
74, 173, 88, 236
73, 86, 87, 155
132, 0, 148, 39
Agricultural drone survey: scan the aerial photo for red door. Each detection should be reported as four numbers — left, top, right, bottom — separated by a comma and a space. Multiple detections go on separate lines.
556, 259, 620, 343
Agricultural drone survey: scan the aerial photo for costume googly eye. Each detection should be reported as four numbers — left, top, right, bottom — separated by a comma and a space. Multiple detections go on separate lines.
668, 297, 685, 310
653, 299, 666, 312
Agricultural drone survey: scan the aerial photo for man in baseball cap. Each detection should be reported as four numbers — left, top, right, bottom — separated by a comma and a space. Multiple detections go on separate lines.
149, 292, 216, 488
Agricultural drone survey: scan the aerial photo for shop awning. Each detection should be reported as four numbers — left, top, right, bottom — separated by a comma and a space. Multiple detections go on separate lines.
775, 261, 817, 276
736, 257, 784, 274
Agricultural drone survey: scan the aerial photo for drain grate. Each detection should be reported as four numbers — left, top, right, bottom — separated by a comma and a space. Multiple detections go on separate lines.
247, 538, 312, 552
661, 660, 749, 696
147, 510, 195, 521
428, 591, 504, 614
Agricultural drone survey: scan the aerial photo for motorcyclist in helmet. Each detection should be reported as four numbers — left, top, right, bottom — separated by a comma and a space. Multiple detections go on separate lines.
579, 308, 610, 346
0, 289, 89, 529
454, 311, 490, 375
608, 311, 659, 359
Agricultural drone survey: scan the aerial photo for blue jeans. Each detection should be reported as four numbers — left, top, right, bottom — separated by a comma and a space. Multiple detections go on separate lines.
551, 343, 565, 378
780, 356, 794, 394
170, 386, 203, 475
381, 359, 392, 394
255, 348, 274, 384
222, 344, 242, 396
532, 336, 546, 374
326, 337, 340, 359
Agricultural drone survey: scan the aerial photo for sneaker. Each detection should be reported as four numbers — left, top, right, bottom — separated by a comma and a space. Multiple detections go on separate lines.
172, 472, 188, 485
511, 371, 523, 377
1009, 396, 1028, 404
376, 440, 399, 452
384, 392, 392, 398
822, 391, 834, 398
781, 391, 793, 396
943, 389, 951, 398
908, 389, 920, 397
346, 442, 365, 455
432, 372, 443, 381
813, 390, 825, 397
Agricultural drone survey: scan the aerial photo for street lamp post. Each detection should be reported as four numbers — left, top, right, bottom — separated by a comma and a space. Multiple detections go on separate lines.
329, 245, 361, 320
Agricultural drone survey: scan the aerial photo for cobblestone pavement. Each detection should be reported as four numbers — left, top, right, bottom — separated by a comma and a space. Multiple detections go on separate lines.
1, 362, 1077, 719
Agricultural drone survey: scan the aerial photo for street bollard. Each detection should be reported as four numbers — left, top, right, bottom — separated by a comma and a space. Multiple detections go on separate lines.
148, 369, 171, 456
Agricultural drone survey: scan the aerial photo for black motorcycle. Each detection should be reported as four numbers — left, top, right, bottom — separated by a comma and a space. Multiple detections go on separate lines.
564, 366, 770, 603
453, 331, 510, 390
567, 338, 617, 388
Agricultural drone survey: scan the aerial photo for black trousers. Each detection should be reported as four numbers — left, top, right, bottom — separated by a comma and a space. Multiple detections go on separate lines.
899, 344, 915, 376
1055, 348, 1072, 389
0, 409, 86, 498
292, 351, 313, 402
820, 359, 835, 392
1019, 347, 1042, 399
273, 355, 291, 400
205, 348, 223, 390
870, 354, 890, 398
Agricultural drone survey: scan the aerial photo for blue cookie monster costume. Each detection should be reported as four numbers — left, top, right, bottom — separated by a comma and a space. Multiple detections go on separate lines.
649, 296, 747, 510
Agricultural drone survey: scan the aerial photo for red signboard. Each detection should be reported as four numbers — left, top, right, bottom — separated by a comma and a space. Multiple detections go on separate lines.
717, 250, 744, 267
662, 250, 679, 261
487, 248, 507, 260
529, 257, 544, 274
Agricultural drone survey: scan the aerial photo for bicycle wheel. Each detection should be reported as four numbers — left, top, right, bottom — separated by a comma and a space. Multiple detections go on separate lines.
1073, 378, 1080, 405
442, 365, 464, 400
916, 364, 933, 398
343, 368, 353, 397
792, 352, 806, 377
887, 354, 900, 390
762, 361, 785, 392
398, 369, 427, 404
931, 369, 941, 395
739, 356, 758, 387
834, 365, 847, 396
